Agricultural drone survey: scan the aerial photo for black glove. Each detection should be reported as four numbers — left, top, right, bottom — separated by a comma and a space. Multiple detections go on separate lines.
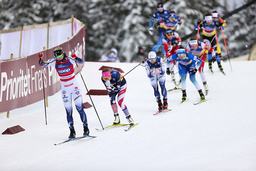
197, 20, 202, 25
166, 68, 171, 75
178, 21, 182, 25
189, 68, 197, 74
212, 57, 216, 63
172, 42, 177, 47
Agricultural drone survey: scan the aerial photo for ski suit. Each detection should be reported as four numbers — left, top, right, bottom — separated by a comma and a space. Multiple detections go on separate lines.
167, 52, 202, 91
102, 69, 130, 116
39, 54, 87, 128
145, 56, 167, 102
186, 41, 211, 83
149, 10, 170, 54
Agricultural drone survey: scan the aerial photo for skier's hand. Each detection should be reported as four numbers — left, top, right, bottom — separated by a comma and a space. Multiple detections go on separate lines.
189, 68, 197, 74
212, 57, 216, 63
148, 27, 154, 35
178, 21, 182, 25
197, 20, 202, 25
148, 73, 154, 78
166, 68, 171, 75
160, 70, 165, 75
71, 54, 77, 58
39, 52, 44, 58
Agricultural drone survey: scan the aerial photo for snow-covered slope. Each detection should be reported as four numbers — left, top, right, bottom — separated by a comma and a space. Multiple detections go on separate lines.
0, 60, 256, 171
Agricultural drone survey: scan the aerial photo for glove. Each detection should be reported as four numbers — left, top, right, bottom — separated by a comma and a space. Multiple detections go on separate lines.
39, 52, 44, 58
148, 27, 154, 35
212, 57, 216, 63
160, 70, 165, 75
197, 20, 202, 25
178, 21, 182, 25
166, 68, 171, 75
189, 68, 197, 74
172, 42, 177, 47
71, 54, 77, 58
148, 73, 154, 78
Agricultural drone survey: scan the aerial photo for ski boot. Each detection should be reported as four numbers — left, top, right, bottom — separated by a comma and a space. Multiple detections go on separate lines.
69, 127, 76, 139
181, 90, 187, 103
113, 113, 120, 125
163, 99, 168, 110
126, 115, 134, 125
83, 123, 90, 136
158, 99, 163, 112
203, 81, 209, 96
198, 89, 205, 100
208, 60, 213, 73
218, 62, 225, 75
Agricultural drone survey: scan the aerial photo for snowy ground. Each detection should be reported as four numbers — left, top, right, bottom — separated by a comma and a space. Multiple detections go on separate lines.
1, 59, 256, 171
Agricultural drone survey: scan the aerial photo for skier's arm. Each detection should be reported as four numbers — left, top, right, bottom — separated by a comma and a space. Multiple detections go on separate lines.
38, 52, 56, 67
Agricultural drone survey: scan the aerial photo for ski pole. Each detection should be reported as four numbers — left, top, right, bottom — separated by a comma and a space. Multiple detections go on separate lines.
76, 63, 104, 130
196, 25, 200, 42
41, 66, 48, 125
123, 62, 143, 77
221, 26, 232, 71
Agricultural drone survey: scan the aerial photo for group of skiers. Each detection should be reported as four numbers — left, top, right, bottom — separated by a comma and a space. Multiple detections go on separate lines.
145, 2, 227, 111
38, 2, 228, 139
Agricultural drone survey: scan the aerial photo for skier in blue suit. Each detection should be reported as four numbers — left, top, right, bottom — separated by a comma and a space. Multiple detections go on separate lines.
148, 2, 170, 56
166, 46, 205, 102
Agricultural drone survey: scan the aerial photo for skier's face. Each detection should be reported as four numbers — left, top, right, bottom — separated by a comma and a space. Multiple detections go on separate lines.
169, 15, 175, 22
177, 53, 186, 60
149, 58, 156, 64
157, 4, 163, 12
166, 32, 173, 39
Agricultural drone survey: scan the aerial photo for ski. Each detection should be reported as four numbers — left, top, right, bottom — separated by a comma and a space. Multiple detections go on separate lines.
181, 99, 189, 104
153, 109, 172, 115
95, 123, 129, 131
54, 135, 96, 146
124, 123, 139, 131
194, 99, 209, 105
221, 70, 226, 75
167, 87, 181, 92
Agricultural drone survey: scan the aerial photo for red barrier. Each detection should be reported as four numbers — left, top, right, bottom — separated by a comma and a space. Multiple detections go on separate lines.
0, 26, 85, 113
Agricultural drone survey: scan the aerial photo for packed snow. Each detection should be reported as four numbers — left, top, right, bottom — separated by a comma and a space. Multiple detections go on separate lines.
0, 59, 256, 171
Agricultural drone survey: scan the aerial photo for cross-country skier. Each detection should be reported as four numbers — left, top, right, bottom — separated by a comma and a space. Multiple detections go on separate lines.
149, 2, 170, 56
101, 68, 134, 125
212, 10, 227, 60
196, 13, 225, 74
159, 9, 182, 32
162, 29, 182, 87
166, 46, 205, 102
186, 37, 211, 95
39, 47, 89, 139
145, 51, 168, 112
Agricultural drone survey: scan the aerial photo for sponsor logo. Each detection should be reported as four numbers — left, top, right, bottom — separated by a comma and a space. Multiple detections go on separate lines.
58, 68, 71, 74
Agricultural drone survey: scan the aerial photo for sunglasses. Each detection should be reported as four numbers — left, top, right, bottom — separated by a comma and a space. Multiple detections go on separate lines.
149, 58, 156, 62
103, 77, 110, 81
157, 7, 163, 10
55, 53, 63, 59
177, 53, 184, 57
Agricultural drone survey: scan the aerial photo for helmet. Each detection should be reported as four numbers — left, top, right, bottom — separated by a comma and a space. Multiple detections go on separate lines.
148, 51, 156, 59
157, 2, 163, 8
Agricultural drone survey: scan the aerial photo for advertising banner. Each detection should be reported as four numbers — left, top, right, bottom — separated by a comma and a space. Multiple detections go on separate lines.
0, 26, 85, 113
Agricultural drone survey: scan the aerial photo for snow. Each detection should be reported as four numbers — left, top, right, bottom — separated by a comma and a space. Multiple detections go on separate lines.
1, 60, 256, 171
